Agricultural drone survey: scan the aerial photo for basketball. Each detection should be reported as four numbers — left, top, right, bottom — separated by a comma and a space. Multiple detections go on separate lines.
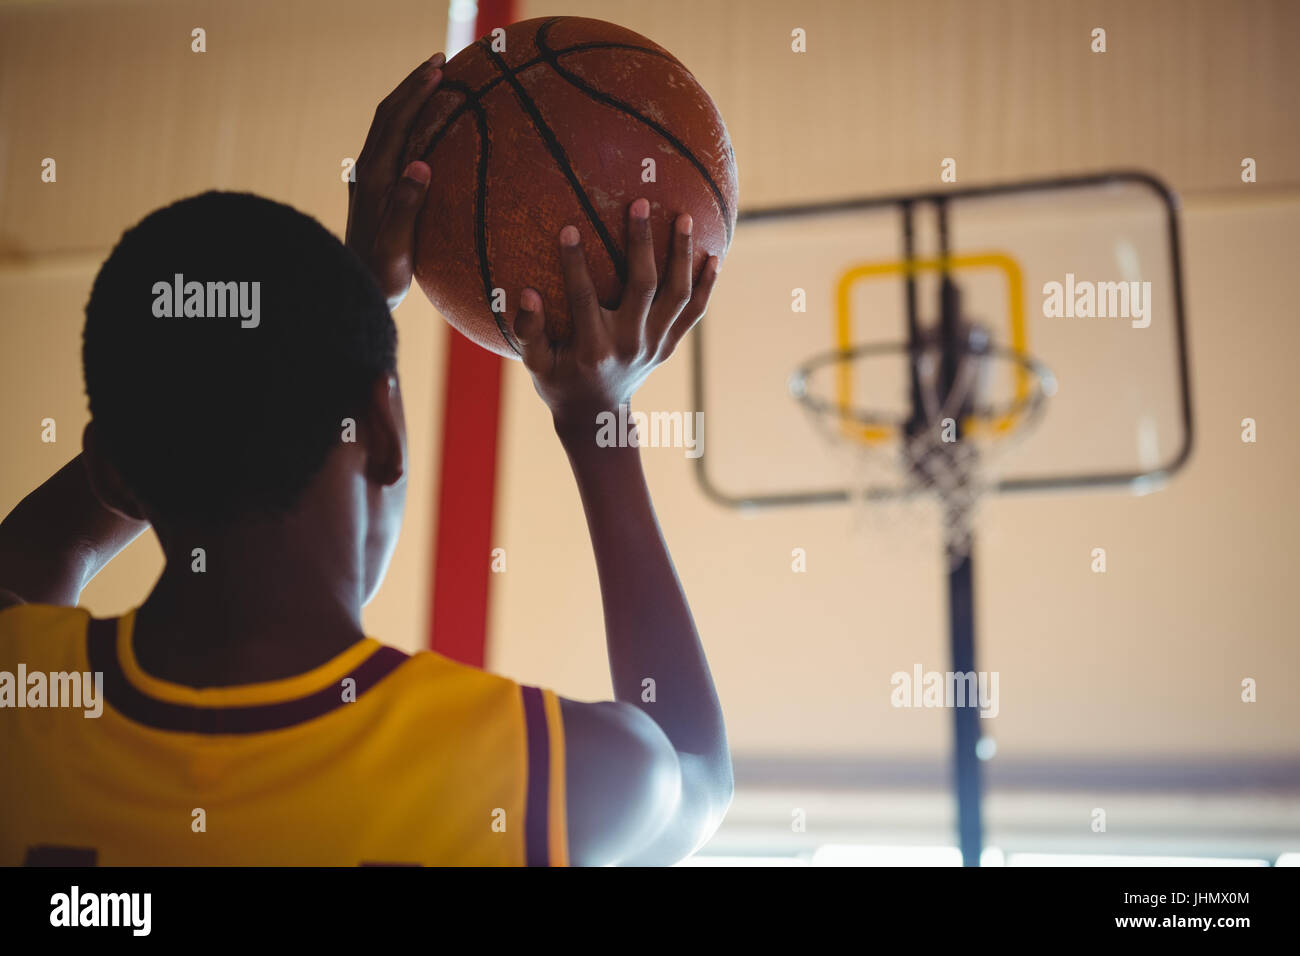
402, 16, 739, 358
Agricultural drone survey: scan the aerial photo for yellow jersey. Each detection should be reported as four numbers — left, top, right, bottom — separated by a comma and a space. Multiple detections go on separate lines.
0, 604, 567, 866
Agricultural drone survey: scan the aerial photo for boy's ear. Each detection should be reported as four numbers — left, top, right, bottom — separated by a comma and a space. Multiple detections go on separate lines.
363, 374, 406, 488
82, 422, 149, 522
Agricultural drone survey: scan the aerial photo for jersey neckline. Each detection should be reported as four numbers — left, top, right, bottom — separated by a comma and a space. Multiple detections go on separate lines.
88, 611, 409, 734
113, 608, 383, 706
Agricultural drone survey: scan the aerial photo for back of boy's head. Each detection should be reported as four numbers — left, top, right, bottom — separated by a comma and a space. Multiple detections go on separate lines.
83, 191, 396, 527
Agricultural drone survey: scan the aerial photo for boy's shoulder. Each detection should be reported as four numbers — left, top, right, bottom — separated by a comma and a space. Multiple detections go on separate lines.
388, 645, 559, 717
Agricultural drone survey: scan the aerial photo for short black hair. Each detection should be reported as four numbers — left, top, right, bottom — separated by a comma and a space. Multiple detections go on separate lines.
83, 191, 396, 525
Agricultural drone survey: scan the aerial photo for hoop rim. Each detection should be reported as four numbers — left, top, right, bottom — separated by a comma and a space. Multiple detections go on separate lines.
788, 340, 1058, 441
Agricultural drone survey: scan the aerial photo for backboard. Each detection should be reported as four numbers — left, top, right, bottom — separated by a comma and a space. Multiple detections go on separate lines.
691, 172, 1193, 508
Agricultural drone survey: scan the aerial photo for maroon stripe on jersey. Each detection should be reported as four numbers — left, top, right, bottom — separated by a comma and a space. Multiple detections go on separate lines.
87, 617, 408, 734
520, 685, 551, 867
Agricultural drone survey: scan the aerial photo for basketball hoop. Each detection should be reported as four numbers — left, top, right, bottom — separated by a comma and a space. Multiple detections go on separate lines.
694, 173, 1192, 867
790, 336, 1057, 563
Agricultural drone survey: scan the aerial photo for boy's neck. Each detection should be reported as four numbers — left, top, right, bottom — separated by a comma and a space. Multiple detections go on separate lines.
128, 535, 367, 688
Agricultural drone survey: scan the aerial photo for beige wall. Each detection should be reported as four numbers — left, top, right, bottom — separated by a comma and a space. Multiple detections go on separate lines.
1, 1, 1296, 779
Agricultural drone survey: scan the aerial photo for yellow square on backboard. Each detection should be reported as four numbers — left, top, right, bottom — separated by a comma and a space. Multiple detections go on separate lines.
834, 252, 1030, 444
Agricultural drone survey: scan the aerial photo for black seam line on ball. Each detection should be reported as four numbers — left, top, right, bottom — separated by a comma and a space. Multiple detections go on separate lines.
536, 17, 733, 248
483, 40, 627, 292
437, 79, 521, 356
417, 40, 678, 167
472, 93, 522, 354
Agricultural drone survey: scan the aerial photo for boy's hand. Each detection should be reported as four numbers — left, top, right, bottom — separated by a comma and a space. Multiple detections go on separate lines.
512, 198, 720, 437
345, 53, 445, 310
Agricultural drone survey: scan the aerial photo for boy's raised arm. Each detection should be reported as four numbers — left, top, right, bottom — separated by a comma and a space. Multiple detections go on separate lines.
0, 451, 147, 608
512, 201, 731, 865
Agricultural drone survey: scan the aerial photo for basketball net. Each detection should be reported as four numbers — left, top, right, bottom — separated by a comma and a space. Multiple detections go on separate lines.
792, 336, 1054, 567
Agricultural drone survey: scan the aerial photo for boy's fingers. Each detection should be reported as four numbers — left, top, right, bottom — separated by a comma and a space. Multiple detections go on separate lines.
387, 53, 445, 110
558, 226, 608, 354
367, 54, 445, 147
351, 55, 443, 248
660, 255, 719, 360
511, 287, 548, 370
649, 214, 693, 343
621, 199, 657, 344
369, 161, 431, 300
358, 56, 445, 190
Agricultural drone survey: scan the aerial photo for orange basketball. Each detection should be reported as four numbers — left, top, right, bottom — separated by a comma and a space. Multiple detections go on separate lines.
402, 16, 739, 358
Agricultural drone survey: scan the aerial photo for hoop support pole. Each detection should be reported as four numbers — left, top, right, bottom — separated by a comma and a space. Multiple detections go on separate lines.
950, 546, 984, 866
